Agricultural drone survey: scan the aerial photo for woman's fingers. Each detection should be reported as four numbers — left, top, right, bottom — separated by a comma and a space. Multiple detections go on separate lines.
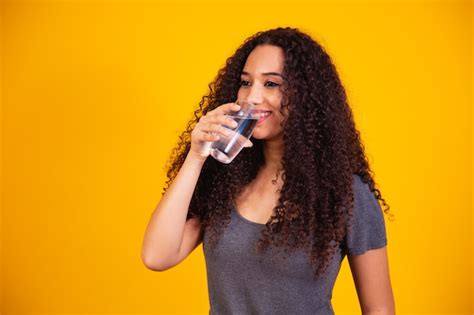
192, 127, 218, 142
196, 105, 239, 140
202, 122, 232, 138
201, 114, 238, 129
202, 130, 220, 141
207, 102, 241, 116
192, 121, 230, 142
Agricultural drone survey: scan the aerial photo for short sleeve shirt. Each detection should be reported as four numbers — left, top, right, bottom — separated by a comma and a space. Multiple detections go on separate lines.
202, 174, 388, 314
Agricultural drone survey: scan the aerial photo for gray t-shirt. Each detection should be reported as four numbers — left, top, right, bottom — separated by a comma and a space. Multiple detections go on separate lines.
202, 174, 388, 314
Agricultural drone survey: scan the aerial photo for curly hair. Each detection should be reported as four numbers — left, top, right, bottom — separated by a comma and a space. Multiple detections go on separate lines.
162, 26, 394, 279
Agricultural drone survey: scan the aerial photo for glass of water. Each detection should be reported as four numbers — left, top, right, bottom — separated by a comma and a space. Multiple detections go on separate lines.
210, 100, 260, 164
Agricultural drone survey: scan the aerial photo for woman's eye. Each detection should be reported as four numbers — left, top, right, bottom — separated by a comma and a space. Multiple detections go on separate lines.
239, 80, 279, 87
265, 81, 279, 87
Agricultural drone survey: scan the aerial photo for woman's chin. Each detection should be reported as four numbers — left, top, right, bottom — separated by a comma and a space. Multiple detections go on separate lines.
251, 129, 264, 139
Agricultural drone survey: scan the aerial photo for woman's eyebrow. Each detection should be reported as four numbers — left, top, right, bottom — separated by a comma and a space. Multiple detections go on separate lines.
241, 71, 283, 78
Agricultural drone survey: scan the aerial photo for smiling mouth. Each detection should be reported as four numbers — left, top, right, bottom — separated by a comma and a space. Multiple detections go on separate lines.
257, 111, 272, 124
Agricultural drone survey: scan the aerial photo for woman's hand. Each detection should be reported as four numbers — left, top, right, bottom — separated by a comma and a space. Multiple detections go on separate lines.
189, 102, 253, 161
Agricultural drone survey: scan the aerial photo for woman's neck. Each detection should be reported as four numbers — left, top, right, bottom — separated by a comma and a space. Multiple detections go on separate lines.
261, 138, 284, 186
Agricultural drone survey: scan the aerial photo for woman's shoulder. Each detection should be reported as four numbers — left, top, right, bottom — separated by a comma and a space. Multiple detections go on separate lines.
351, 173, 367, 191
345, 173, 387, 255
350, 173, 378, 205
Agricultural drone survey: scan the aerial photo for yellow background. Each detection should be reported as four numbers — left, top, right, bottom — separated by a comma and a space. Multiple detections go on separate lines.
1, 0, 472, 314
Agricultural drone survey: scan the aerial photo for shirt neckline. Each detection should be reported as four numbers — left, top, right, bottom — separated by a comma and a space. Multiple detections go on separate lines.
231, 200, 268, 227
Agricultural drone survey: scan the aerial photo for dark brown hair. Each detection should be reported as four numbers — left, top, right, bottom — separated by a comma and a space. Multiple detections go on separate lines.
163, 27, 393, 278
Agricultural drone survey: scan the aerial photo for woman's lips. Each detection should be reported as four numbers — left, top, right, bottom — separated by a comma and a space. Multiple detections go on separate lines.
257, 111, 272, 125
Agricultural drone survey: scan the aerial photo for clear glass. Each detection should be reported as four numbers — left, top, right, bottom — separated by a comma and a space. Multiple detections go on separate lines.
210, 100, 260, 164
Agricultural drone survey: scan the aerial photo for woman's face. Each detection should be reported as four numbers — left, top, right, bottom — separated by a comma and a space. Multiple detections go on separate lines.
237, 44, 287, 141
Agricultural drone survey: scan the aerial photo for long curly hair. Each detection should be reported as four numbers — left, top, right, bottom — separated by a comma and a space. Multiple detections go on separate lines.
162, 27, 394, 279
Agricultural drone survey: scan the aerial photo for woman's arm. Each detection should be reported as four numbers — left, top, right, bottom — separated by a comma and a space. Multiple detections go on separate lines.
141, 102, 243, 271
141, 152, 206, 271
347, 246, 396, 314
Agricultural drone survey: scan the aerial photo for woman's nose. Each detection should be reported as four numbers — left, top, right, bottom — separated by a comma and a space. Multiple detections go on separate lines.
245, 85, 264, 105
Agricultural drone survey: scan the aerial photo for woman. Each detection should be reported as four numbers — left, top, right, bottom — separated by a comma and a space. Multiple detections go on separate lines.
142, 27, 395, 314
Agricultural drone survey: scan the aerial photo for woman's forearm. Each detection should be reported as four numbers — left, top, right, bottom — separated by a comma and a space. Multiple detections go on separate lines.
141, 152, 206, 269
